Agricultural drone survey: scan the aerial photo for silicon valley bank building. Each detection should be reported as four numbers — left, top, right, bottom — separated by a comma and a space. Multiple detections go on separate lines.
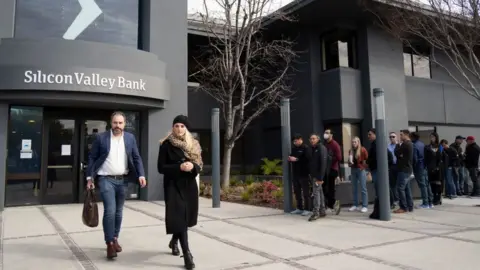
0, 0, 188, 209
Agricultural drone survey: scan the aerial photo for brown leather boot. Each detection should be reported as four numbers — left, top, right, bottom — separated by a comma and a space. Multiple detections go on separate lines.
113, 238, 122, 252
107, 242, 117, 259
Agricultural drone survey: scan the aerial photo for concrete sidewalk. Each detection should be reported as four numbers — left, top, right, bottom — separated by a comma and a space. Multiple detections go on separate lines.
1, 197, 480, 270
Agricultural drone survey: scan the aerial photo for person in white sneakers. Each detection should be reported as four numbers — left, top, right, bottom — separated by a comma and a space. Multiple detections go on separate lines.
347, 137, 369, 213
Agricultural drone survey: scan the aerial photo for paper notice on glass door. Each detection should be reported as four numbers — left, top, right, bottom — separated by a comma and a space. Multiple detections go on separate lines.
21, 139, 32, 151
61, 145, 71, 156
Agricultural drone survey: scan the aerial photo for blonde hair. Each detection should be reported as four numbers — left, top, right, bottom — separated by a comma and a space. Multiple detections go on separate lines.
160, 128, 195, 151
350, 136, 362, 159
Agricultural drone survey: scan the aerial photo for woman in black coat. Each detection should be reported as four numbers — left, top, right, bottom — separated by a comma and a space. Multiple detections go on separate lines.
424, 132, 444, 205
158, 115, 202, 270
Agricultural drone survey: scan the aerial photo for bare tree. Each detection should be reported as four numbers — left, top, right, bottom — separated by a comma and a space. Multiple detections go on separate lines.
366, 0, 480, 100
190, 0, 297, 187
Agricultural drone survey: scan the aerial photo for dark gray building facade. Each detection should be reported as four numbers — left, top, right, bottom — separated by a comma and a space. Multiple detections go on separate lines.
187, 0, 480, 177
0, 0, 187, 209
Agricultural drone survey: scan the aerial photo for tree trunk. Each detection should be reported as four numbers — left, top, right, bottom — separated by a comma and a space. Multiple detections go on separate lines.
221, 146, 233, 188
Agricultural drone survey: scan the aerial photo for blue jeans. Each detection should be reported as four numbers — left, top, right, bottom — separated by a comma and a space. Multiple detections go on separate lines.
445, 167, 456, 196
98, 176, 127, 243
452, 167, 463, 194
351, 168, 368, 208
414, 167, 429, 205
397, 172, 414, 210
425, 170, 433, 204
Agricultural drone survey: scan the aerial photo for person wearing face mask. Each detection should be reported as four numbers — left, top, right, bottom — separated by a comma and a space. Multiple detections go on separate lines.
322, 129, 342, 215
158, 115, 203, 269
86, 111, 147, 259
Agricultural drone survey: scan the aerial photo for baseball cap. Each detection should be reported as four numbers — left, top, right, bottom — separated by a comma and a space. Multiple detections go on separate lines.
455, 135, 466, 140
466, 136, 475, 141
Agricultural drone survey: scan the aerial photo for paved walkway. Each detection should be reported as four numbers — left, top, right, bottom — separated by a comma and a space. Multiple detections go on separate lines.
1, 197, 480, 270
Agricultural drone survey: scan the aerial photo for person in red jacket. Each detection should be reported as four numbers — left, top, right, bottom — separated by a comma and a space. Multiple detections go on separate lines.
323, 129, 343, 215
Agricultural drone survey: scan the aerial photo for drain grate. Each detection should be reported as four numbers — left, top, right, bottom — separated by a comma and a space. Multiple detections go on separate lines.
38, 207, 98, 270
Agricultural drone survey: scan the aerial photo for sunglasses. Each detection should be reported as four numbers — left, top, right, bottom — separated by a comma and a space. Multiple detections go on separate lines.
389, 136, 396, 138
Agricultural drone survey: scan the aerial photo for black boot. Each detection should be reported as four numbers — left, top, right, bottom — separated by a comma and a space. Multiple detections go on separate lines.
369, 198, 380, 219
184, 251, 195, 269
169, 239, 180, 256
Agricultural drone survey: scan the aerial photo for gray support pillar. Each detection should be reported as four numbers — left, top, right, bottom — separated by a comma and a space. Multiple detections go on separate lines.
280, 98, 293, 213
139, 0, 188, 201
211, 108, 221, 208
0, 104, 9, 211
0, 0, 16, 39
373, 88, 391, 221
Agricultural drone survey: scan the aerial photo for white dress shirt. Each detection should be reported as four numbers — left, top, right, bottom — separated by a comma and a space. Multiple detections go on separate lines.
97, 131, 129, 176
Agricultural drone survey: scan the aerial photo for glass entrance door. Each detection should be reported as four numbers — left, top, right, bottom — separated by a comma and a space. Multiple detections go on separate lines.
79, 120, 109, 202
41, 118, 80, 204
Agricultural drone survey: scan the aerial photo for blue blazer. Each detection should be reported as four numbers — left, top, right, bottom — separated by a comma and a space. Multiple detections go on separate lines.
86, 131, 145, 181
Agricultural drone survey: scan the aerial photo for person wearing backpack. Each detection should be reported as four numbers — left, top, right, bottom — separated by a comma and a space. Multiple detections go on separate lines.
323, 129, 342, 215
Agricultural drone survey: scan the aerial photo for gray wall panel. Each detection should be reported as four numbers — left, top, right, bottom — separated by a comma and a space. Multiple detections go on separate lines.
140, 0, 188, 201
364, 26, 409, 132
340, 69, 363, 120
0, 0, 15, 39
319, 70, 342, 121
405, 78, 446, 124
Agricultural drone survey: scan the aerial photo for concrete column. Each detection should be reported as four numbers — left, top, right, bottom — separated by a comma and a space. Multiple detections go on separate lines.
0, 104, 9, 211
138, 0, 188, 201
0, 0, 15, 39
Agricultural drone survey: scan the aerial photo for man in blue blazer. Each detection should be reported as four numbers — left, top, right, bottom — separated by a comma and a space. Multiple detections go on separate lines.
86, 111, 147, 259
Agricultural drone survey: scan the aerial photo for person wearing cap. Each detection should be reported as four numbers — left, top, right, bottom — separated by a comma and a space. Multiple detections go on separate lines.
465, 136, 480, 197
158, 115, 202, 269
450, 135, 466, 195
288, 133, 312, 216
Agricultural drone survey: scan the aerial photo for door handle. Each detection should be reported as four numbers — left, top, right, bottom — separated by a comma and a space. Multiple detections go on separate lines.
80, 162, 88, 171
47, 165, 73, 169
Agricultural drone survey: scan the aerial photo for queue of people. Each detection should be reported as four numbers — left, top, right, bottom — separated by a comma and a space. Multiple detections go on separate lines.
288, 128, 480, 221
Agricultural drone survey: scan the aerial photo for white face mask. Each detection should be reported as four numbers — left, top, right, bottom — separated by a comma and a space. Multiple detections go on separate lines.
323, 134, 330, 140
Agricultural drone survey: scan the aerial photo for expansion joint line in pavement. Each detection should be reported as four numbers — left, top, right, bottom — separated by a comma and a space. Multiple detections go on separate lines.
139, 202, 417, 270
38, 206, 98, 270
0, 211, 4, 270
329, 215, 480, 245
123, 204, 318, 270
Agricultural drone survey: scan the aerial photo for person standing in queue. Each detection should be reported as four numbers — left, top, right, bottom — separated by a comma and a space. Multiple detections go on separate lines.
86, 111, 147, 259
288, 134, 312, 216
322, 129, 342, 215
307, 133, 328, 221
158, 115, 202, 270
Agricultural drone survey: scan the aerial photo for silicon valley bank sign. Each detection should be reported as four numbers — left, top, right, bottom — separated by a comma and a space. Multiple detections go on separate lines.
24, 70, 146, 91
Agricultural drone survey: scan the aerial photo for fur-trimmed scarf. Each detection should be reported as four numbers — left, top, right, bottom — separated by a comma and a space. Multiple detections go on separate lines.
167, 133, 203, 171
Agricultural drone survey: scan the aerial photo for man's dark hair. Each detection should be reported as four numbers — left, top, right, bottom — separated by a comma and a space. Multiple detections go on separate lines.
111, 111, 126, 121
411, 132, 420, 140
400, 129, 410, 136
310, 133, 320, 139
324, 128, 333, 134
440, 139, 449, 145
292, 133, 303, 140
368, 128, 376, 134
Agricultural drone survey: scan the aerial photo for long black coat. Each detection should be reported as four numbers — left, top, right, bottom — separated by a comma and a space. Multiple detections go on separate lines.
157, 140, 200, 234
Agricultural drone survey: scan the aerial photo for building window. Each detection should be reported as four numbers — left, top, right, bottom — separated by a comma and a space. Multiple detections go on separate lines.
403, 48, 431, 79
321, 30, 357, 71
